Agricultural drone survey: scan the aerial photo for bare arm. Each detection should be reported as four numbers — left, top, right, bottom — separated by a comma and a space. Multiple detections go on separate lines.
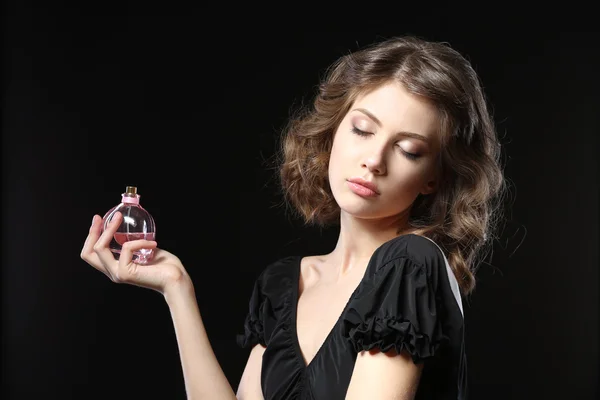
164, 280, 238, 400
236, 344, 266, 400
81, 212, 263, 399
165, 280, 265, 400
345, 349, 423, 400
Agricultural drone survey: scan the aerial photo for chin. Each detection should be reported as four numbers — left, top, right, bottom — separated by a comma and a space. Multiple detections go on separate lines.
337, 200, 386, 220
336, 193, 411, 222
341, 209, 397, 221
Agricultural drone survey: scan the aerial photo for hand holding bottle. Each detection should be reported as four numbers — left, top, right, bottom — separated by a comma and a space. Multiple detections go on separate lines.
80, 211, 191, 295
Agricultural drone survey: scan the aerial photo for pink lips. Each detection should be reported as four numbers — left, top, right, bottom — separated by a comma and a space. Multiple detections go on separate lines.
347, 178, 380, 197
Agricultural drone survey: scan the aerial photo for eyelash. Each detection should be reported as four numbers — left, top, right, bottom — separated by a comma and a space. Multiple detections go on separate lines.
351, 127, 421, 160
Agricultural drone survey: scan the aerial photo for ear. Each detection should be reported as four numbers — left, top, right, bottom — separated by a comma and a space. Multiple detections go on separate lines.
421, 180, 437, 196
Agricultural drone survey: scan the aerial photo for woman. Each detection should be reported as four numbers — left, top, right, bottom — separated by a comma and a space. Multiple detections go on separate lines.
81, 35, 507, 399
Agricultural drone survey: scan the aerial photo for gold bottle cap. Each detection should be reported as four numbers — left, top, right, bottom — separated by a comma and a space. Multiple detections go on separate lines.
124, 186, 138, 196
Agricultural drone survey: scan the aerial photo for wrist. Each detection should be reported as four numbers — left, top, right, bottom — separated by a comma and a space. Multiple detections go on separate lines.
163, 274, 195, 308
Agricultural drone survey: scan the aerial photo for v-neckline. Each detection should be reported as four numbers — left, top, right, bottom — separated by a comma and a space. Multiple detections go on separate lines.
289, 254, 372, 370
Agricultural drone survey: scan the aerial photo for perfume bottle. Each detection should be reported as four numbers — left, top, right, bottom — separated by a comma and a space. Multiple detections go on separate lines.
102, 186, 156, 264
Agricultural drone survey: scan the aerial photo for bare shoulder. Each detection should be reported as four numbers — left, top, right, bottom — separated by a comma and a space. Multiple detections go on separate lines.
298, 254, 329, 290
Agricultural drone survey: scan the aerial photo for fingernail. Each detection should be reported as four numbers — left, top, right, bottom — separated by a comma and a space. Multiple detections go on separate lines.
91, 216, 95, 227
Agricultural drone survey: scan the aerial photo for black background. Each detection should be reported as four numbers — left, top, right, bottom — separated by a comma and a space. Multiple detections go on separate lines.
3, 6, 599, 400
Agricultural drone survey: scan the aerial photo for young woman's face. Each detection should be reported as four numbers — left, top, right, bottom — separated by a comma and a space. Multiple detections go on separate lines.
328, 81, 440, 221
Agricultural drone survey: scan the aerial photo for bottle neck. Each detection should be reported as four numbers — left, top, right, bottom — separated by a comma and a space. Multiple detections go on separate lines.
121, 194, 140, 205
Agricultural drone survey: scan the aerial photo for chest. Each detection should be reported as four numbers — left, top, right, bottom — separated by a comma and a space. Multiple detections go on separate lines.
295, 277, 360, 366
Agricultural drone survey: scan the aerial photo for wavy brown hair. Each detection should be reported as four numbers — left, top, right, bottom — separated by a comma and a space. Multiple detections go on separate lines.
277, 36, 508, 296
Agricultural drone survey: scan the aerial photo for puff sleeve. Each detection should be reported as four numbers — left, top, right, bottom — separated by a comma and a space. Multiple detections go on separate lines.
236, 256, 297, 349
341, 254, 449, 364
236, 275, 267, 349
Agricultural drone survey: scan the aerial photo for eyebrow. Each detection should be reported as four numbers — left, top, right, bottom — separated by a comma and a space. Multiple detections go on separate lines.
353, 108, 432, 144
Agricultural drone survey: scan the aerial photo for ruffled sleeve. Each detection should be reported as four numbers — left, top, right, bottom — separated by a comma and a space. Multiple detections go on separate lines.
236, 256, 298, 349
236, 275, 267, 349
341, 236, 453, 364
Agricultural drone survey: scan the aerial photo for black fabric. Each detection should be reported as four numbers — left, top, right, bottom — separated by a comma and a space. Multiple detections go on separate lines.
236, 234, 467, 399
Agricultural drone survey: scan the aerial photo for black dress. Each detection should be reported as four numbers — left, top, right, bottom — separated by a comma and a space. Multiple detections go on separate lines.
236, 234, 468, 399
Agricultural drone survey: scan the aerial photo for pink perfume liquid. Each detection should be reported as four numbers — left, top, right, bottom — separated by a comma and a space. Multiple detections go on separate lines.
113, 232, 156, 245
102, 186, 157, 265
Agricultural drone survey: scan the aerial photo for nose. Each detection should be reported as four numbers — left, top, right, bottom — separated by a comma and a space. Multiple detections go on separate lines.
362, 152, 387, 175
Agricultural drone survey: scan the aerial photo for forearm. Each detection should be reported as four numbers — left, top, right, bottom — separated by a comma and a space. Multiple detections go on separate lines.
164, 279, 236, 400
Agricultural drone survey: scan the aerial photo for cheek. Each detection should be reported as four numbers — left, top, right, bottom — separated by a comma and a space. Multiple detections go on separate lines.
329, 134, 350, 172
386, 166, 426, 196
331, 131, 362, 162
328, 139, 340, 179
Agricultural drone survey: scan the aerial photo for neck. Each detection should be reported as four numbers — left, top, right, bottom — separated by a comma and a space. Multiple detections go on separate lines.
327, 209, 413, 277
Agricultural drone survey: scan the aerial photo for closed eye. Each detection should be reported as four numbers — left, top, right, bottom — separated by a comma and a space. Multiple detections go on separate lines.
351, 126, 371, 137
401, 150, 420, 160
351, 126, 421, 161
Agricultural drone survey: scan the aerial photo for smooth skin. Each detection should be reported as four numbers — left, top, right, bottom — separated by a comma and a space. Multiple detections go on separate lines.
81, 82, 438, 400
81, 212, 245, 400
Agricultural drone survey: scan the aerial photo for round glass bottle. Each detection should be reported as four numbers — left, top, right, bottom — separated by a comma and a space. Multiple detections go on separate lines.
102, 186, 156, 264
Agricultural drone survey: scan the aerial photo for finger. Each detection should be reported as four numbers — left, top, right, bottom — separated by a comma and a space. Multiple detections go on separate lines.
117, 240, 158, 284
93, 211, 123, 277
81, 215, 101, 258
81, 215, 112, 277
94, 211, 121, 249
